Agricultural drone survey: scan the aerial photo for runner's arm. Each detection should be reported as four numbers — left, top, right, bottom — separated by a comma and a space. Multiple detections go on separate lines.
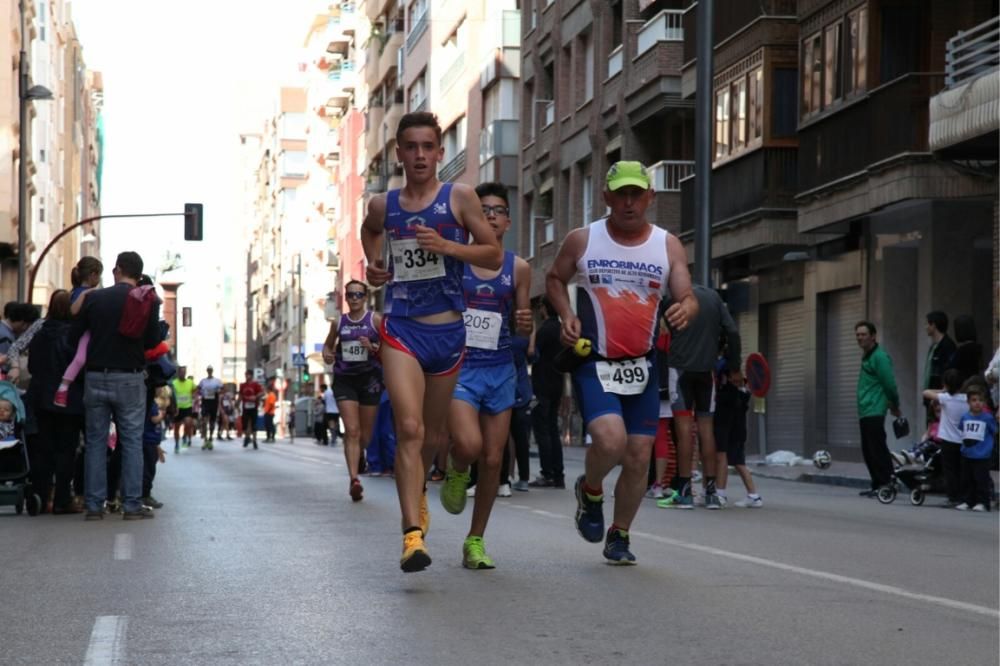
416, 184, 502, 270
663, 235, 698, 331
322, 322, 340, 364
545, 228, 588, 346
513, 256, 533, 335
361, 194, 390, 286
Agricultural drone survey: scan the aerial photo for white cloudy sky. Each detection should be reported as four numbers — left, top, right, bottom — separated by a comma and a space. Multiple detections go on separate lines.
71, 0, 317, 282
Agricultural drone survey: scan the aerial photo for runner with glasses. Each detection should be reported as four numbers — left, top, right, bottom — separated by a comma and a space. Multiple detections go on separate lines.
438, 182, 532, 569
322, 280, 384, 502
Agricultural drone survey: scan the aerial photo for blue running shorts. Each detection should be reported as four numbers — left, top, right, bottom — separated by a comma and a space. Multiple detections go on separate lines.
381, 316, 466, 376
453, 363, 516, 415
572, 356, 659, 436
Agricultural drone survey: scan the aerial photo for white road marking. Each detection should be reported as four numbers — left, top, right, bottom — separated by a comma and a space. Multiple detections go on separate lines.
83, 615, 127, 665
112, 534, 133, 561
512, 505, 1000, 619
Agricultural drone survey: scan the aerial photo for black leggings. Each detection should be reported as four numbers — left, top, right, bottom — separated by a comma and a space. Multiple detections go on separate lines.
510, 405, 531, 482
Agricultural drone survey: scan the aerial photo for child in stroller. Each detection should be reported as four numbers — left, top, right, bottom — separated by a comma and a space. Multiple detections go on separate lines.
0, 381, 40, 515
882, 405, 946, 505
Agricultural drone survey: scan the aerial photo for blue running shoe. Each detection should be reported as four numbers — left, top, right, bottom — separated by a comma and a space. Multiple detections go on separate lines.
574, 475, 604, 543
603, 528, 637, 565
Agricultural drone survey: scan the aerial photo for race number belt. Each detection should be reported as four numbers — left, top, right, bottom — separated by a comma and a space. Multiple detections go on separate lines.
391, 237, 444, 282
464, 308, 503, 350
341, 340, 369, 362
595, 358, 649, 396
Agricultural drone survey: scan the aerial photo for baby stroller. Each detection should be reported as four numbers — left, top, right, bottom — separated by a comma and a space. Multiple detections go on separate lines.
878, 440, 945, 506
0, 381, 39, 515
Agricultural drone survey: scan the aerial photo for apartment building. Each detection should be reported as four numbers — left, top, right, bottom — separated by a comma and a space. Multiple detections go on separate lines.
679, 0, 997, 461
245, 87, 332, 393
518, 0, 691, 291
362, 0, 522, 248
0, 0, 102, 306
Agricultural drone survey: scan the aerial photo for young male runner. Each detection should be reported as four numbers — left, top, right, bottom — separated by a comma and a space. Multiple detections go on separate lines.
546, 161, 697, 564
439, 182, 532, 569
361, 112, 502, 572
322, 280, 383, 502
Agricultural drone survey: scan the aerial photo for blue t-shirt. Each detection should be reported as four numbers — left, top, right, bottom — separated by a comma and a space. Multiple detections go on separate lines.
958, 410, 997, 460
143, 402, 162, 446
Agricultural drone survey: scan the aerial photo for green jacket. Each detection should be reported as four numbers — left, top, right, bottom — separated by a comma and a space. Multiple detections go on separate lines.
857, 344, 899, 418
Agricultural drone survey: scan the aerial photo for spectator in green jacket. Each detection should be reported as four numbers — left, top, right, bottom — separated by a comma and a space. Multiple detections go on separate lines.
855, 321, 901, 497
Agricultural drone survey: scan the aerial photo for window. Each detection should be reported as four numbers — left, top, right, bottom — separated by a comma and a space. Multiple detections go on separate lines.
442, 116, 467, 158
846, 8, 868, 95
583, 34, 595, 102
749, 69, 763, 140
714, 65, 763, 161
581, 169, 593, 227
611, 1, 624, 49
824, 23, 842, 108
408, 70, 426, 110
714, 89, 729, 159
526, 197, 535, 258
772, 68, 798, 138
732, 78, 747, 151
280, 112, 307, 139
537, 190, 553, 244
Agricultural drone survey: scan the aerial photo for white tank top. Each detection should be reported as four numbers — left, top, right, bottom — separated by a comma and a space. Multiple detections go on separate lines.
575, 218, 671, 359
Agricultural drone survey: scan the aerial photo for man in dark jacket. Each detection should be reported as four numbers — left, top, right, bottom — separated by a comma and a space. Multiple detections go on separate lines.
529, 297, 565, 488
70, 251, 161, 520
923, 311, 956, 423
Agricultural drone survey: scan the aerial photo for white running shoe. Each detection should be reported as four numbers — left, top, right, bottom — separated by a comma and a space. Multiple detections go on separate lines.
497, 483, 512, 497
466, 486, 476, 498
955, 502, 970, 511
971, 504, 987, 512
735, 496, 763, 508
645, 484, 665, 499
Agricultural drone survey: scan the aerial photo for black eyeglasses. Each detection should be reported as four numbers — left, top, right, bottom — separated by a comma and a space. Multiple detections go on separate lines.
346, 292, 366, 299
482, 205, 510, 217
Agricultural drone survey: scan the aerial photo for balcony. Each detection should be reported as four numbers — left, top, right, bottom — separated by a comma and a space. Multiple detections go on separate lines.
930, 16, 999, 158
365, 105, 385, 162
440, 52, 466, 95
681, 148, 797, 234
438, 149, 467, 182
365, 174, 387, 193
607, 45, 623, 79
651, 160, 694, 192
377, 32, 404, 84
328, 60, 358, 91
405, 11, 428, 54
798, 73, 943, 195
636, 10, 683, 56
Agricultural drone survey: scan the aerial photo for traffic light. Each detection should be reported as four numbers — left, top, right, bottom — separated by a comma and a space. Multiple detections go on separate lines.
184, 203, 203, 241
302, 369, 311, 383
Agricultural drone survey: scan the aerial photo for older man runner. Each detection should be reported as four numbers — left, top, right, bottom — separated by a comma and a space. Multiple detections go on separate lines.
546, 161, 697, 564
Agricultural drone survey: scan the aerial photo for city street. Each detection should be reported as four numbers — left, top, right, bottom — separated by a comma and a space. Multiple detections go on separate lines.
1, 437, 997, 665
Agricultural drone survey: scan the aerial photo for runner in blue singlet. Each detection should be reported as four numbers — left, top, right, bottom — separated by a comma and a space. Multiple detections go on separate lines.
361, 111, 502, 573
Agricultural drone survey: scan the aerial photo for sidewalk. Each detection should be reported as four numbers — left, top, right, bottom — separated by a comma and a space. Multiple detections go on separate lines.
560, 446, 872, 489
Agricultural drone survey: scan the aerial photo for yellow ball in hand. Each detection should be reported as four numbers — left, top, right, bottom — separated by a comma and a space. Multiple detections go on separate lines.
574, 338, 592, 357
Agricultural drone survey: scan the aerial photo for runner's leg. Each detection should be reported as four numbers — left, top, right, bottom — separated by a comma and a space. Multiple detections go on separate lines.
468, 410, 512, 537
612, 434, 656, 530
381, 345, 428, 531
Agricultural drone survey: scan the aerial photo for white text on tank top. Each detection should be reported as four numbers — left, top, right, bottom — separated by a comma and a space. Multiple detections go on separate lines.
576, 218, 670, 360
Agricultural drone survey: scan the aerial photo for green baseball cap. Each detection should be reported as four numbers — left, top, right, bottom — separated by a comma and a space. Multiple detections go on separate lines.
606, 161, 651, 191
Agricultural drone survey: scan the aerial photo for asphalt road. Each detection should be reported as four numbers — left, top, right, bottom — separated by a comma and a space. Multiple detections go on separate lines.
2, 435, 997, 665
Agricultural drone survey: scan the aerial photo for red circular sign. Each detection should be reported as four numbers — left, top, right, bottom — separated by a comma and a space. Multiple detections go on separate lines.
745, 352, 771, 397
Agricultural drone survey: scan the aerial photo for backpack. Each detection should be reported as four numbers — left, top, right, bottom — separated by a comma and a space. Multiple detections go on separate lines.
119, 285, 160, 338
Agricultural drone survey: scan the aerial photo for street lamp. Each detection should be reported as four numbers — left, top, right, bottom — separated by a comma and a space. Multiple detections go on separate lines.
17, 0, 53, 302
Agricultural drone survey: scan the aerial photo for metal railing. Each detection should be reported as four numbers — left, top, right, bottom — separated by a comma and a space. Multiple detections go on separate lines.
607, 44, 623, 78
405, 10, 428, 53
440, 52, 465, 94
945, 15, 999, 88
636, 10, 683, 57
479, 119, 519, 164
438, 149, 467, 182
650, 160, 695, 192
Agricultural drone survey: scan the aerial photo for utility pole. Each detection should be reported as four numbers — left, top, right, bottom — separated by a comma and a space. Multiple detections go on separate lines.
694, 0, 714, 287
297, 253, 304, 394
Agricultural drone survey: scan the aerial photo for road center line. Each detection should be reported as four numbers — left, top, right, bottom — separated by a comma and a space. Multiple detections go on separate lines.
112, 534, 133, 561
511, 504, 1000, 619
83, 615, 127, 666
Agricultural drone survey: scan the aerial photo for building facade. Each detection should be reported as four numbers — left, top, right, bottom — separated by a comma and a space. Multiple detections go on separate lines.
0, 0, 102, 307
